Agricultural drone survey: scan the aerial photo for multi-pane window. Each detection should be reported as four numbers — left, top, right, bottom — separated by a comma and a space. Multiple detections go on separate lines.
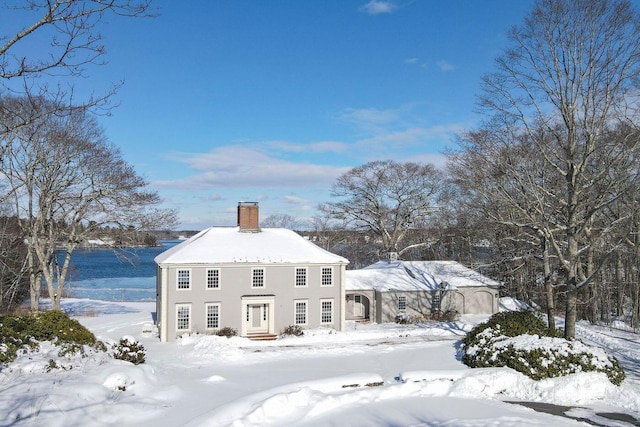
294, 300, 307, 325
295, 268, 307, 287
206, 303, 220, 329
207, 269, 220, 289
177, 269, 190, 289
252, 268, 265, 288
398, 296, 407, 311
432, 292, 441, 310
321, 267, 333, 286
321, 299, 333, 324
176, 304, 191, 330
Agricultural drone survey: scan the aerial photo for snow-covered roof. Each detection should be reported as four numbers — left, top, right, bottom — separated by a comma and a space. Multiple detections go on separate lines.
154, 227, 349, 265
346, 260, 500, 292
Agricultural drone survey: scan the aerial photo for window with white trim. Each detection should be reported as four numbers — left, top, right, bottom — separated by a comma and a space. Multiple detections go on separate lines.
206, 303, 220, 329
207, 269, 220, 289
320, 299, 334, 324
321, 267, 333, 286
295, 267, 307, 287
252, 268, 265, 288
294, 300, 307, 325
177, 269, 190, 289
398, 296, 407, 311
176, 304, 191, 331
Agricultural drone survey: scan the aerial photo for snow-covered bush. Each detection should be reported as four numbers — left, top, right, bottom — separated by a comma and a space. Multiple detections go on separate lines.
461, 311, 625, 385
280, 325, 304, 337
395, 310, 459, 324
429, 310, 459, 322
112, 336, 146, 365
0, 310, 98, 365
216, 327, 237, 338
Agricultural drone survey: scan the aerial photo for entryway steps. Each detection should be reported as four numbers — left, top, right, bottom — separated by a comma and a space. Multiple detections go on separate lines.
246, 333, 278, 341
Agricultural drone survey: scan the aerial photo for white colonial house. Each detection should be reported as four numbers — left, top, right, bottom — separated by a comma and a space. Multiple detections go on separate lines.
154, 202, 349, 342
345, 260, 501, 323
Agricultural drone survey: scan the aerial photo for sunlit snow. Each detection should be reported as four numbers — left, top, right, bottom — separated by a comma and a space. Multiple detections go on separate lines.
1, 297, 639, 426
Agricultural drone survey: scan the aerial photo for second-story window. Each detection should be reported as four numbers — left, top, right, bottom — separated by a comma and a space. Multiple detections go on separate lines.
177, 269, 190, 290
252, 268, 265, 288
321, 267, 333, 286
207, 269, 220, 289
295, 267, 307, 287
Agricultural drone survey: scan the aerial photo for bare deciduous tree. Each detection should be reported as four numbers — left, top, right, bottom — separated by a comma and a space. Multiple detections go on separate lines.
457, 0, 640, 338
262, 214, 298, 230
0, 0, 155, 157
0, 201, 29, 313
0, 0, 159, 310
1, 96, 176, 311
0, 0, 153, 80
324, 160, 444, 259
448, 127, 565, 330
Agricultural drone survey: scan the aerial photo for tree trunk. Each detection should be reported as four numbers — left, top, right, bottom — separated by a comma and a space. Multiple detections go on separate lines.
565, 282, 578, 338
543, 238, 556, 330
29, 273, 39, 312
615, 255, 624, 317
632, 281, 640, 330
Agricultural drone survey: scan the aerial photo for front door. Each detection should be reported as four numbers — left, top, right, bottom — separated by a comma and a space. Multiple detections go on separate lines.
246, 303, 269, 334
354, 295, 364, 317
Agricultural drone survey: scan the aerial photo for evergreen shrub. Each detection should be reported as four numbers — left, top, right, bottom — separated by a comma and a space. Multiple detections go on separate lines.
216, 327, 237, 338
280, 325, 304, 336
0, 310, 98, 364
113, 337, 146, 365
461, 310, 625, 385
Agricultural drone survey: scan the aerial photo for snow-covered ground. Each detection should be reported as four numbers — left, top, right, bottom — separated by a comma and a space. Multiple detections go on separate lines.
2, 298, 640, 426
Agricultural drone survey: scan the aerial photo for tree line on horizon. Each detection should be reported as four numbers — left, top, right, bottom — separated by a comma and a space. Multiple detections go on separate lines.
1, 0, 640, 342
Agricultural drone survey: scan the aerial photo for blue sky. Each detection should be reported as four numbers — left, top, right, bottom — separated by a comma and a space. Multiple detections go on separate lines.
9, 0, 534, 229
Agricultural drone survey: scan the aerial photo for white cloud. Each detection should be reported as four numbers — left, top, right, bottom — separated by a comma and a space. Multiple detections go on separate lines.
361, 0, 397, 15
203, 193, 224, 202
153, 145, 350, 190
436, 60, 455, 72
354, 124, 463, 154
282, 195, 307, 205
265, 140, 347, 153
335, 106, 404, 134
403, 152, 449, 169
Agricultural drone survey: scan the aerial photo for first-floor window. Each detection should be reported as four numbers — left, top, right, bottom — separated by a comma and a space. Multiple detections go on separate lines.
321, 299, 333, 324
398, 296, 407, 311
295, 300, 307, 325
206, 303, 220, 329
176, 304, 191, 331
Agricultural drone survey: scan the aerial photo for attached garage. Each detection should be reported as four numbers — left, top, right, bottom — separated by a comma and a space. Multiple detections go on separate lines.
346, 260, 501, 323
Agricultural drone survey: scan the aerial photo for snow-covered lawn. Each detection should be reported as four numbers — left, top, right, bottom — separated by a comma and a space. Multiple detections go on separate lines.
2, 298, 640, 426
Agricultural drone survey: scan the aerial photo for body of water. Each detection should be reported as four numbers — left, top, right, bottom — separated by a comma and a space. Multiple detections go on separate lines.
61, 241, 180, 302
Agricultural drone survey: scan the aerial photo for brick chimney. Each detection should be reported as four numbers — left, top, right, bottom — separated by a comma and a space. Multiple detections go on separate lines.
237, 202, 260, 232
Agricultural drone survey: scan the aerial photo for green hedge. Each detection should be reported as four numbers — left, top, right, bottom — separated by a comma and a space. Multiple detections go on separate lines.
461, 310, 625, 386
0, 310, 97, 364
